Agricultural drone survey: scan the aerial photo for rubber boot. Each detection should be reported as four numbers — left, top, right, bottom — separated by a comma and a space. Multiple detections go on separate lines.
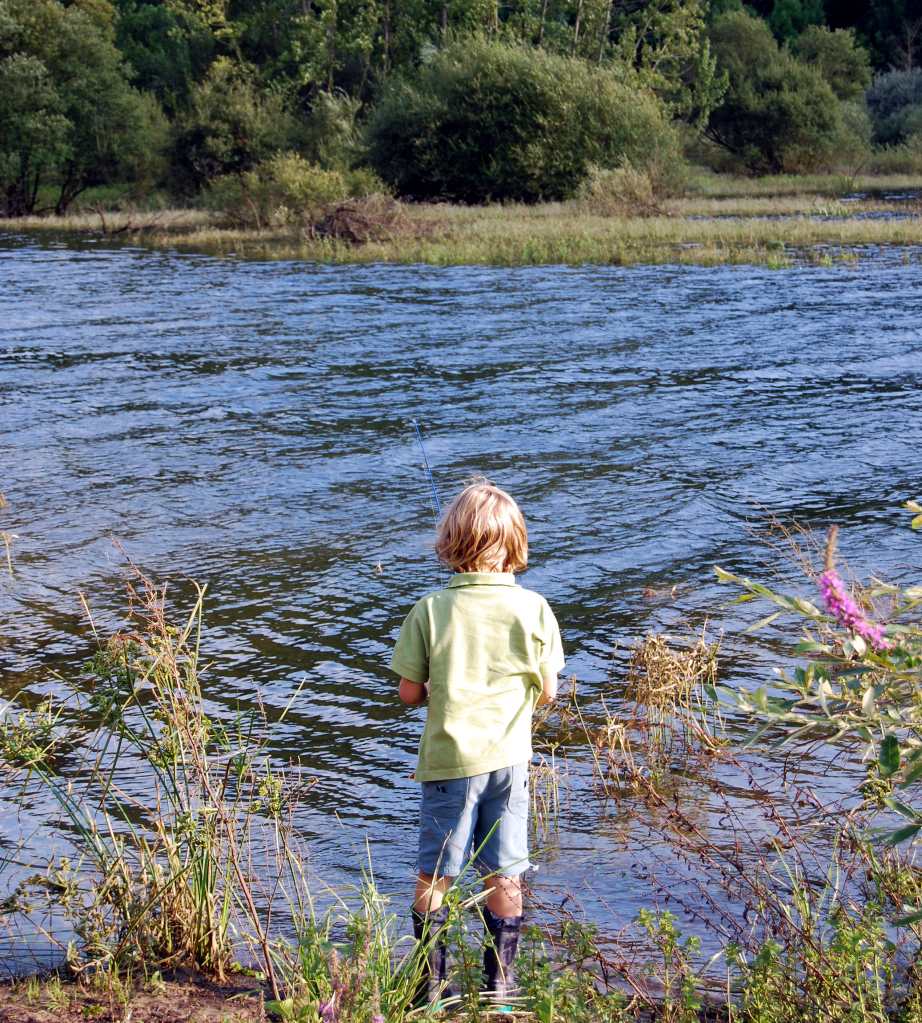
482, 906, 523, 1008
412, 905, 452, 1007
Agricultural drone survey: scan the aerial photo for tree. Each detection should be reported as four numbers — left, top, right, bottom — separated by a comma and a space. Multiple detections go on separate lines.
366, 36, 682, 202
170, 58, 296, 193
610, 0, 727, 128
768, 0, 825, 43
792, 24, 872, 100
0, 0, 165, 214
0, 54, 70, 215
707, 10, 843, 172
865, 0, 922, 70
114, 1, 216, 114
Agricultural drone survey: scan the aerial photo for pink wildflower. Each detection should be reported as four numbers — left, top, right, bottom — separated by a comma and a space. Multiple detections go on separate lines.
318, 994, 338, 1023
818, 569, 891, 652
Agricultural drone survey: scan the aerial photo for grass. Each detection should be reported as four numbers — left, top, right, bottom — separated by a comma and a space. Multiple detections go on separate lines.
4, 531, 922, 1020
684, 170, 922, 198
1, 173, 920, 268
625, 631, 722, 758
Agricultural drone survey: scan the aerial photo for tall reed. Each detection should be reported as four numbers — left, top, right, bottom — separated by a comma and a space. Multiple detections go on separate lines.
2, 568, 291, 994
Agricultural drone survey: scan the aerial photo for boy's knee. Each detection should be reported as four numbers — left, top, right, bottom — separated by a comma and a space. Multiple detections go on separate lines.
414, 872, 453, 913
483, 874, 523, 917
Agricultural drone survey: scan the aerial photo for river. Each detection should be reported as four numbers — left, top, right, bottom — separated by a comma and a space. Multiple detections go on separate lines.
1, 233, 921, 969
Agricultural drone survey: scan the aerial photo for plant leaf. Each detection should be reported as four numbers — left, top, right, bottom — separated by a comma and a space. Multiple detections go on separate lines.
880, 735, 900, 778
745, 611, 782, 633
884, 796, 918, 821
861, 686, 877, 717
884, 823, 922, 847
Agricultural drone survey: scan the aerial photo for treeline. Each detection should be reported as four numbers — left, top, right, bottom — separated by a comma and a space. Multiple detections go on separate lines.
2, 0, 922, 219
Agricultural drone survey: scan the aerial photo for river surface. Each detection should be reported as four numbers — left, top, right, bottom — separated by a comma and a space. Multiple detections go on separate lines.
1, 233, 921, 970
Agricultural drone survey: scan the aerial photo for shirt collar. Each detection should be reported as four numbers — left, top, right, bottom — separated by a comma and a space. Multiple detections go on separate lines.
448, 572, 516, 587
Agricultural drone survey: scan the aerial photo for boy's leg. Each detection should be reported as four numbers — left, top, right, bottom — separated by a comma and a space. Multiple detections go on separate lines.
414, 872, 454, 913
412, 893, 451, 1006
413, 775, 478, 1005
483, 873, 522, 917
472, 764, 530, 1003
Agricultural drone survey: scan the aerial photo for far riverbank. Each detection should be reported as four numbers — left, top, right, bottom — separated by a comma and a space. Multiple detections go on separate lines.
2, 173, 921, 268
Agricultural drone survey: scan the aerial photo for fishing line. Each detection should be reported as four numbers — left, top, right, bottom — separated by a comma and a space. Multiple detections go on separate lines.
411, 419, 445, 585
411, 418, 442, 523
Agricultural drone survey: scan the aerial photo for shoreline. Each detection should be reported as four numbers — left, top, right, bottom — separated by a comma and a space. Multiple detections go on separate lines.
2, 174, 921, 268
0, 969, 266, 1023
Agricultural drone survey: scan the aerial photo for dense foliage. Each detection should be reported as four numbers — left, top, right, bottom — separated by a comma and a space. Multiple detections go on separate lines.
867, 68, 922, 144
0, 0, 166, 215
367, 38, 681, 202
707, 11, 846, 173
0, 0, 920, 214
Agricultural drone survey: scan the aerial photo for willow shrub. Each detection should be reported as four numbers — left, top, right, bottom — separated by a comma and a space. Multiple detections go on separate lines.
866, 69, 922, 147
205, 152, 387, 228
708, 11, 845, 174
366, 37, 683, 203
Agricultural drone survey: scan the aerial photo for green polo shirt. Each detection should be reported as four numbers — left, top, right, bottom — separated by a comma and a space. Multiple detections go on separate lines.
391, 572, 565, 782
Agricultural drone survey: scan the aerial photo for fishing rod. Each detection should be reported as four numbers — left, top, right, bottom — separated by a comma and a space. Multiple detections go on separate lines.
411, 418, 442, 523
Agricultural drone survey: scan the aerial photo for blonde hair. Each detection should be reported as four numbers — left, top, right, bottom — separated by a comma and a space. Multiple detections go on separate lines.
435, 479, 528, 573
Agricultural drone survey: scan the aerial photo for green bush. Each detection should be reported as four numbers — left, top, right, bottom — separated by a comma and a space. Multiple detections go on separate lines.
707, 11, 845, 174
366, 36, 682, 203
170, 58, 296, 195
296, 89, 363, 170
792, 25, 872, 102
866, 69, 922, 146
205, 152, 387, 228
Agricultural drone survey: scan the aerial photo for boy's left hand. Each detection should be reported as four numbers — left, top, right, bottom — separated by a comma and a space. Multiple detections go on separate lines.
398, 677, 428, 706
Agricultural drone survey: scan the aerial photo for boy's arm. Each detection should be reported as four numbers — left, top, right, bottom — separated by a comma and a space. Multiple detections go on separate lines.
535, 672, 557, 707
391, 601, 430, 706
399, 677, 428, 706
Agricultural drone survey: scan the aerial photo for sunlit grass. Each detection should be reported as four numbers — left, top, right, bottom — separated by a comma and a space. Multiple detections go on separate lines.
155, 207, 922, 267
2, 173, 921, 267
685, 170, 922, 198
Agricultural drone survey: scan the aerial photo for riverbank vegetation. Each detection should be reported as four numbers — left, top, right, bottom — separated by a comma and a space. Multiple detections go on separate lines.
4, 176, 922, 267
2, 503, 922, 1020
2, 0, 922, 265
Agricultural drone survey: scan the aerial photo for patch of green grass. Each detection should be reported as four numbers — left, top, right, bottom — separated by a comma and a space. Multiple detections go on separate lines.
685, 169, 922, 199
153, 205, 922, 268
3, 172, 922, 268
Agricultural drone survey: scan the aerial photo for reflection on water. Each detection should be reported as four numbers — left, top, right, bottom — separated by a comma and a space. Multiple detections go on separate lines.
1, 233, 921, 964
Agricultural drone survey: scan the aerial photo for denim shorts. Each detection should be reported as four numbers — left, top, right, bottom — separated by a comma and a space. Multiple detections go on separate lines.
417, 762, 531, 878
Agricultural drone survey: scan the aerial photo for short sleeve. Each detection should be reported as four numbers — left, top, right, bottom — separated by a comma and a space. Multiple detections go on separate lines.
537, 600, 565, 676
390, 601, 430, 683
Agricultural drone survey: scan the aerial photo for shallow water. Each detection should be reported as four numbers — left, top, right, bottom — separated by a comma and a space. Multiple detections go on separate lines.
1, 232, 921, 968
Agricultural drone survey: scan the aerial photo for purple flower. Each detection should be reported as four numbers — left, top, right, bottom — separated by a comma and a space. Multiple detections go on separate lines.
819, 569, 891, 652
318, 994, 338, 1023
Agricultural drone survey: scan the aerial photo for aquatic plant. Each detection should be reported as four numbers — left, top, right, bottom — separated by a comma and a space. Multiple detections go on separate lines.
714, 504, 922, 884
625, 629, 722, 760
0, 569, 303, 995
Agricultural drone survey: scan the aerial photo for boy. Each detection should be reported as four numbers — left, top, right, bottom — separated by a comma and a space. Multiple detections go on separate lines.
391, 479, 564, 1006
